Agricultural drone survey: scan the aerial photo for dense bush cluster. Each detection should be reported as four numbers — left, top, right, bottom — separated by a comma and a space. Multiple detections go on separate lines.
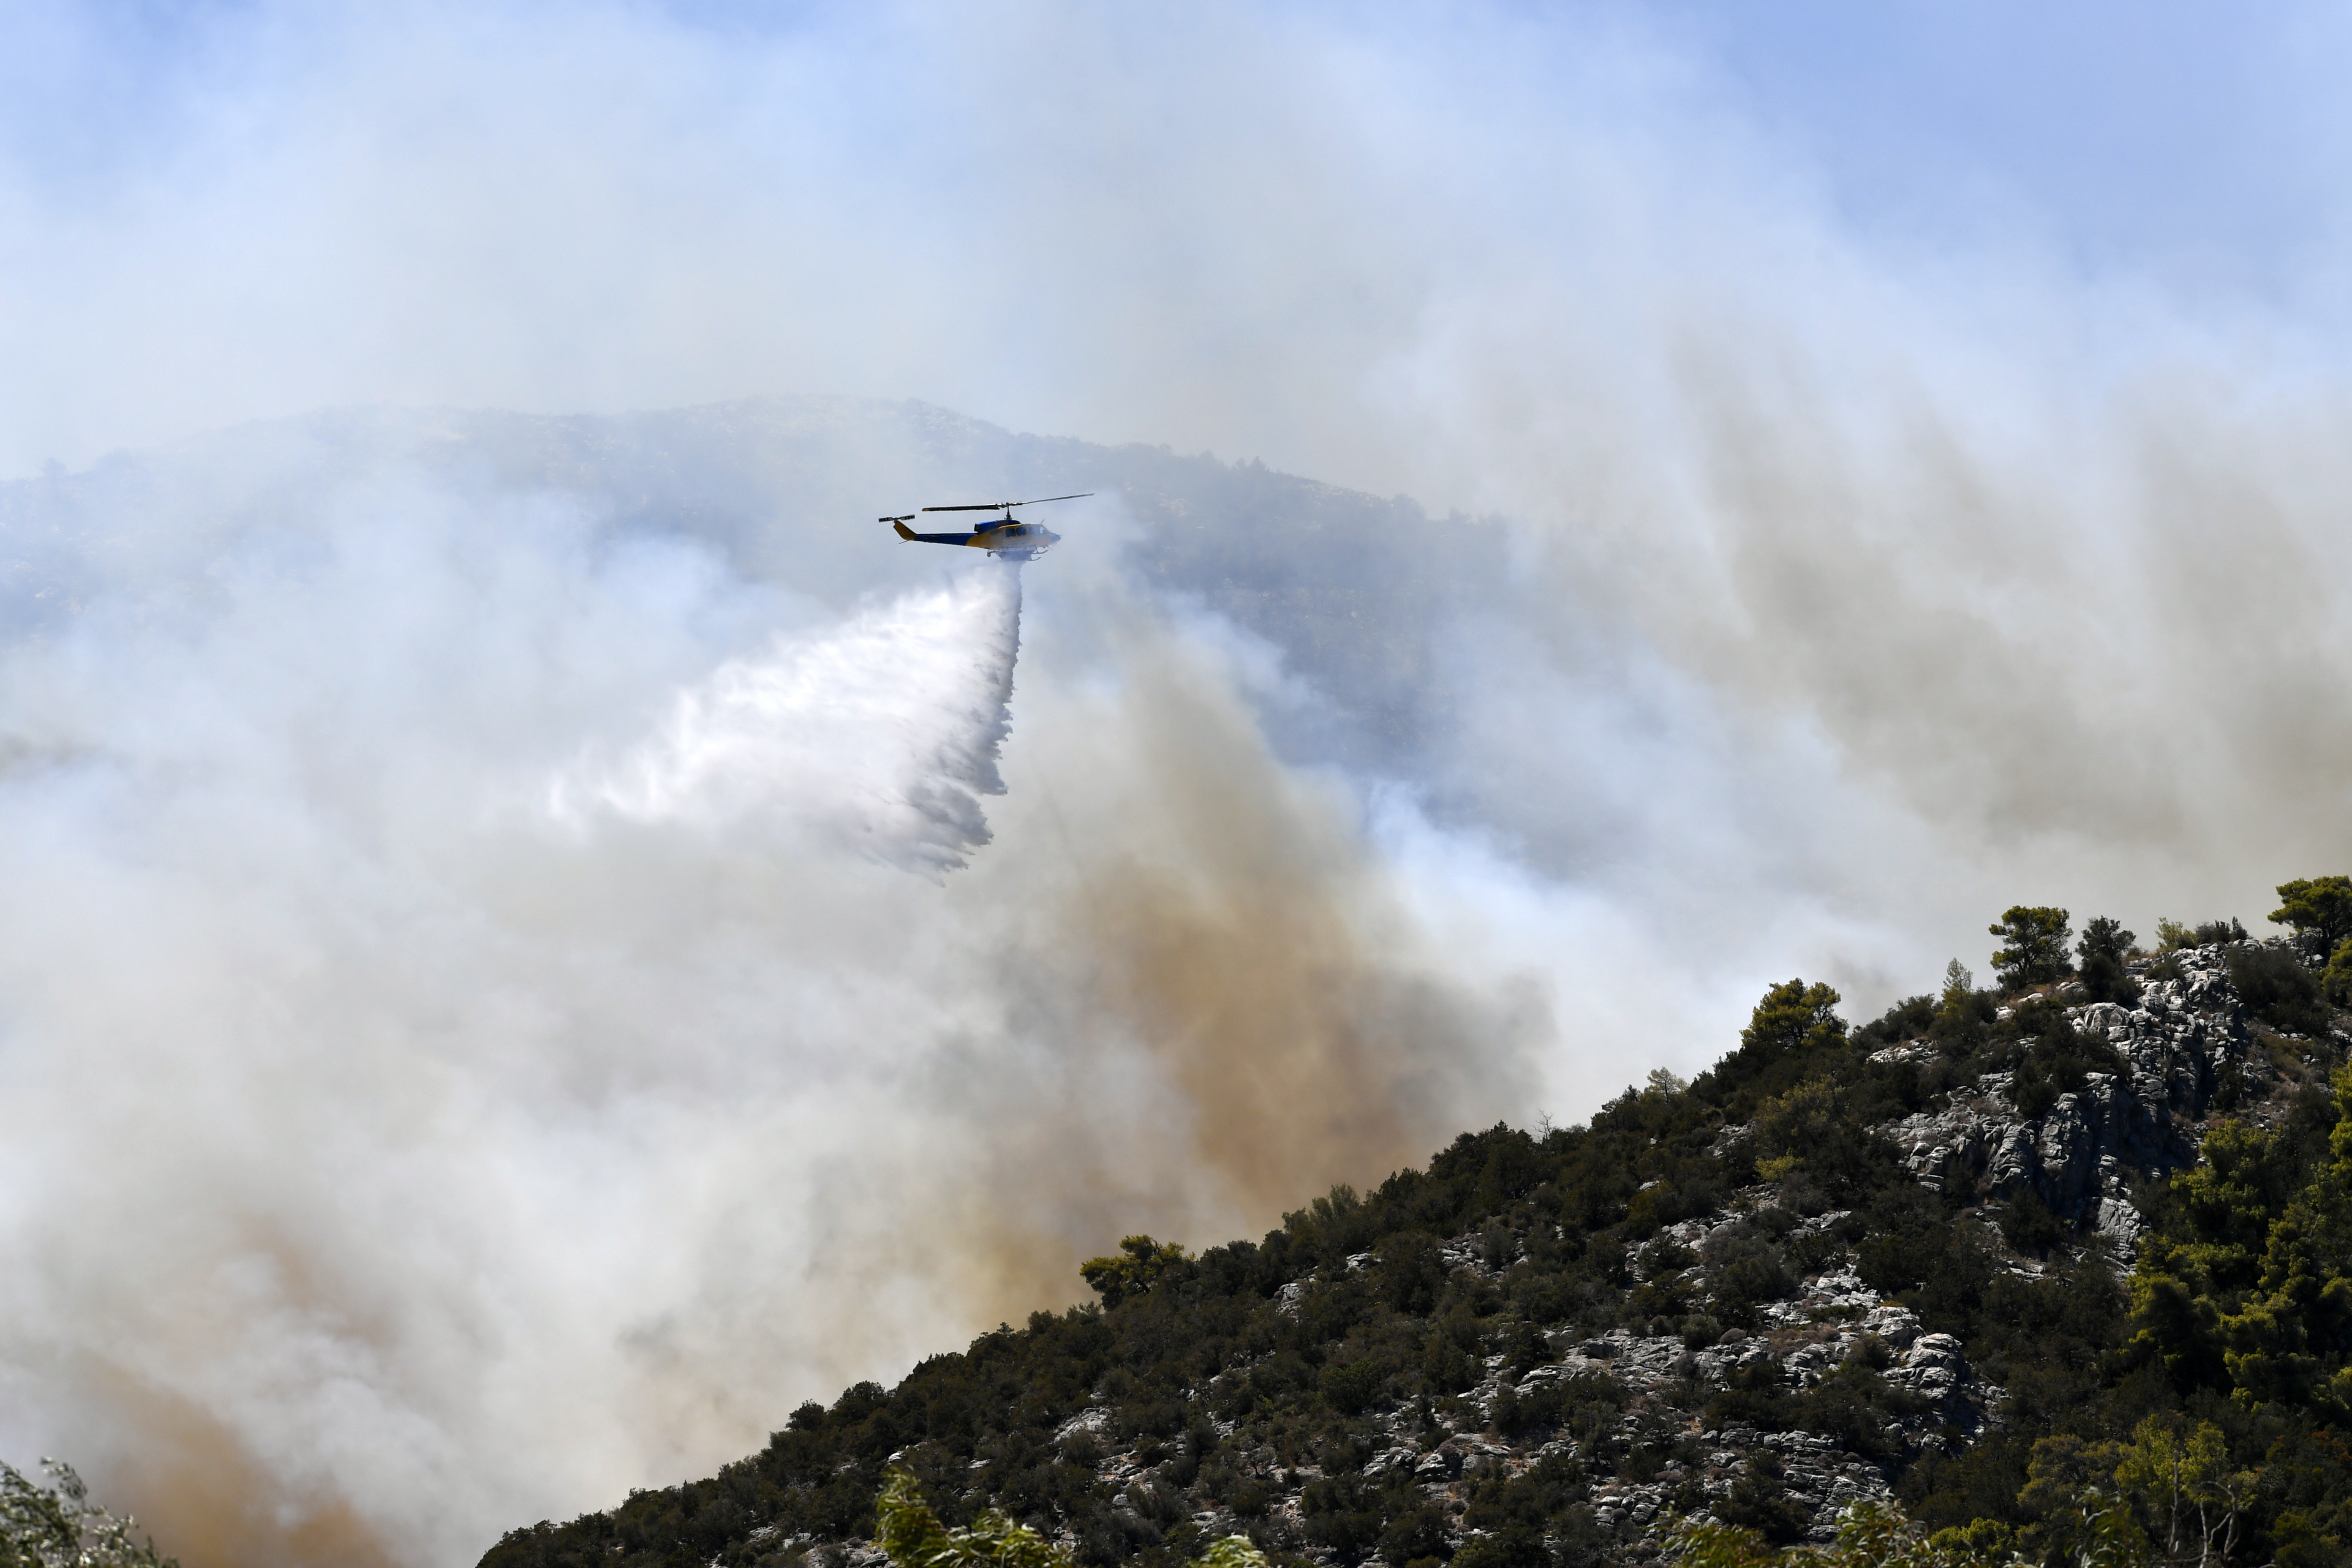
0, 1461, 176, 1568
477, 884, 2352, 1568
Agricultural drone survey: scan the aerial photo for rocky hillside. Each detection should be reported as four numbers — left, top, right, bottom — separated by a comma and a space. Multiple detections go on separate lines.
477, 917, 2352, 1568
1879, 945, 2266, 1247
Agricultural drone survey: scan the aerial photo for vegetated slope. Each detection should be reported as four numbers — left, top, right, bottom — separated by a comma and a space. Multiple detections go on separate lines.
477, 923, 2352, 1568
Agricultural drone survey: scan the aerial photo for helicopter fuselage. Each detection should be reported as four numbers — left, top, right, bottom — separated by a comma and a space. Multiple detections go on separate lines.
893, 519, 1060, 560
886, 492, 1086, 559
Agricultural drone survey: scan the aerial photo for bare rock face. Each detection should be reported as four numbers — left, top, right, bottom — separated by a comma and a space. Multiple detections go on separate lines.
1877, 947, 2264, 1248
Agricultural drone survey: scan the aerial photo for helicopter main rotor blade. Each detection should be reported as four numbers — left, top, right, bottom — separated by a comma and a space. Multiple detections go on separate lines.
920, 492, 1094, 513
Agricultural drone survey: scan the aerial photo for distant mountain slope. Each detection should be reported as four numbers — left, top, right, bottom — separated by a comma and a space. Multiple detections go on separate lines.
475, 931, 2352, 1568
0, 396, 1497, 775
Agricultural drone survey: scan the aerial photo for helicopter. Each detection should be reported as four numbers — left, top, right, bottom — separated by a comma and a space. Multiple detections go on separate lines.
882, 493, 1091, 561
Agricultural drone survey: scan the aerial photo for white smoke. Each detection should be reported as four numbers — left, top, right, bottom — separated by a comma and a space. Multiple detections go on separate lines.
9, 3, 2352, 1565
0, 447, 1536, 1568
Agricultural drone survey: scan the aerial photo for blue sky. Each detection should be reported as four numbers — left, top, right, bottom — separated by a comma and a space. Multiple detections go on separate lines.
6, 1, 2352, 478
1662, 0, 2346, 295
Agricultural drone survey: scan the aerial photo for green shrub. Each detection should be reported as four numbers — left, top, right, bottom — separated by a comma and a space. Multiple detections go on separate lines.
1317, 1359, 1386, 1414
1930, 988, 1996, 1057
2325, 939, 2352, 1010
1421, 1335, 1476, 1394
1375, 1231, 1448, 1316
1492, 1380, 1563, 1439
1376, 1505, 1452, 1566
1710, 1252, 1797, 1326
2009, 1059, 2059, 1120
2270, 876, 2352, 953
1713, 1448, 1812, 1544
1713, 980, 1848, 1120
1450, 1526, 1551, 1568
1788, 1229, 1844, 1275
1079, 1237, 1190, 1307
1989, 907, 2073, 988
2227, 945, 2328, 1036
2161, 915, 2249, 949
2076, 916, 2142, 1007
1998, 1190, 2066, 1254
1856, 994, 1937, 1049
1749, 1079, 1902, 1198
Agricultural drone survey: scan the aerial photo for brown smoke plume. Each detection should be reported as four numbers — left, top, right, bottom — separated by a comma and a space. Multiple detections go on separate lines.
991, 629, 1541, 1224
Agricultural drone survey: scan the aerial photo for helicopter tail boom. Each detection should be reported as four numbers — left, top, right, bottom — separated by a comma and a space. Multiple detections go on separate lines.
893, 521, 988, 545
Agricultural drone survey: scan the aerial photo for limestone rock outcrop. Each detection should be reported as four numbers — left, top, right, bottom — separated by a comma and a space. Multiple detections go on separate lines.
1876, 947, 2268, 1247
